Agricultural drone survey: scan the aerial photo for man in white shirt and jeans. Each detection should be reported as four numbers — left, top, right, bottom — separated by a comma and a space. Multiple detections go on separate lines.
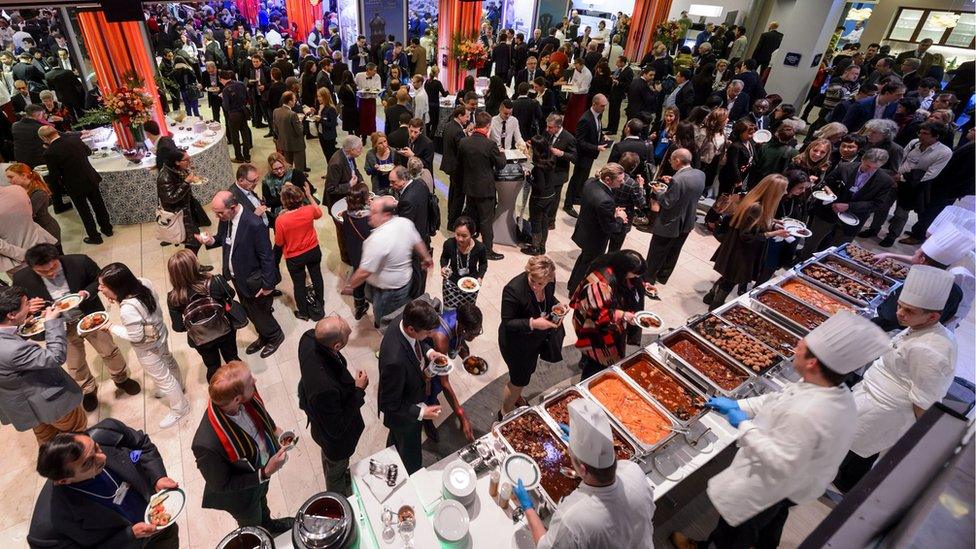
342, 196, 433, 327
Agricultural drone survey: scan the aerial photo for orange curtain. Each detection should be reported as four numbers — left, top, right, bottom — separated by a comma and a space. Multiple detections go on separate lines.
285, 0, 322, 42
625, 0, 673, 64
237, 0, 259, 26
77, 10, 167, 148
438, 0, 483, 93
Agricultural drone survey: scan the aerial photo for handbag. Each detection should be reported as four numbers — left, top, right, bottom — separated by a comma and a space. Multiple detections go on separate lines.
539, 323, 566, 363
515, 180, 532, 244
214, 275, 249, 329
154, 208, 186, 245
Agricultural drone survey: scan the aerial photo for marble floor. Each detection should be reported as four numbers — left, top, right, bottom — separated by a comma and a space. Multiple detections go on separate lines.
0, 119, 971, 548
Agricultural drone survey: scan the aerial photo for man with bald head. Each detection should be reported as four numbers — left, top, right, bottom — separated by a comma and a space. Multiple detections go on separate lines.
564, 93, 610, 217
645, 148, 706, 289
298, 315, 367, 496
195, 188, 284, 358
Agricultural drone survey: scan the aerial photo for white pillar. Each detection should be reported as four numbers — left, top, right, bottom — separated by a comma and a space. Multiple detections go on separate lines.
764, 0, 847, 107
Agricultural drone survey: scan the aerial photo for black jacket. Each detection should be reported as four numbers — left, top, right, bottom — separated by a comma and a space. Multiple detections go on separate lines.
492, 42, 512, 76
377, 318, 431, 429
753, 30, 784, 65
930, 141, 975, 203
396, 179, 431, 244
512, 96, 543, 139
736, 70, 766, 102
27, 419, 168, 549
154, 135, 180, 171
626, 78, 657, 119
324, 150, 364, 206
712, 89, 751, 123
44, 68, 85, 112
384, 104, 411, 136
514, 68, 542, 89
398, 134, 435, 172
550, 129, 578, 185
12, 117, 47, 167
609, 137, 652, 175
814, 162, 894, 234
205, 207, 277, 298
440, 120, 465, 176
11, 91, 40, 114
498, 272, 560, 371
298, 331, 366, 461
44, 134, 101, 197
457, 132, 506, 199
572, 178, 624, 252
674, 82, 696, 118
611, 66, 634, 100
13, 254, 104, 316
575, 109, 602, 161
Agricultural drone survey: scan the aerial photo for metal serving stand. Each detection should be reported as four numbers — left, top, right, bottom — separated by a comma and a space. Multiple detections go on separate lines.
537, 386, 643, 462
656, 328, 762, 399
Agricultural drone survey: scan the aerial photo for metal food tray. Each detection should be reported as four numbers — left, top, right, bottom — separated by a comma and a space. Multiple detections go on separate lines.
538, 386, 644, 461
492, 407, 577, 511
795, 264, 878, 309
834, 243, 910, 280
657, 328, 760, 398
614, 351, 709, 427
685, 313, 788, 377
578, 369, 680, 455
750, 287, 829, 334
817, 253, 901, 295
711, 299, 803, 354
775, 275, 862, 316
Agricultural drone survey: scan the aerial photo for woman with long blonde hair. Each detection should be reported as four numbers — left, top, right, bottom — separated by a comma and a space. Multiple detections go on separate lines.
5, 162, 61, 245
705, 174, 790, 310
791, 137, 833, 181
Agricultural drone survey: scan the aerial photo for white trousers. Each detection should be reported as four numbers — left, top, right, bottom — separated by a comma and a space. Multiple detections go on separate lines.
134, 336, 188, 414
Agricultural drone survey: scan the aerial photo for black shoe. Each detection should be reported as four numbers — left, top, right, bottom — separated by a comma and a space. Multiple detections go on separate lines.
101, 228, 114, 237
486, 251, 505, 261
293, 310, 310, 321
198, 264, 214, 273
354, 303, 369, 320
266, 517, 294, 536
496, 410, 504, 422
115, 378, 142, 395
253, 123, 268, 129
244, 157, 252, 163
260, 338, 283, 358
302, 167, 311, 173
83, 236, 104, 245
83, 392, 98, 412
245, 339, 264, 355
52, 203, 73, 214
858, 229, 878, 238
305, 134, 316, 140
160, 241, 172, 247
520, 245, 540, 255
270, 289, 283, 297
563, 206, 579, 218
231, 157, 246, 163
878, 237, 895, 248
423, 419, 440, 442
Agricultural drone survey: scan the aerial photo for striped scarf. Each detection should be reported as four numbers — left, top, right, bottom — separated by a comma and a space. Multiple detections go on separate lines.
206, 391, 279, 465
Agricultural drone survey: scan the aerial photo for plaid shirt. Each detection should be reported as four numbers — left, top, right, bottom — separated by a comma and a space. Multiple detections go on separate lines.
613, 174, 647, 216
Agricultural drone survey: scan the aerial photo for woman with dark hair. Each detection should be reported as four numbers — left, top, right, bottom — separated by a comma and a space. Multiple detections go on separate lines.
589, 61, 613, 104
156, 150, 203, 254
756, 169, 814, 285
316, 86, 339, 160
300, 60, 318, 109
99, 262, 189, 429
484, 75, 508, 116
166, 249, 240, 380
570, 250, 648, 379
696, 107, 729, 196
717, 119, 757, 195
453, 75, 477, 107
340, 183, 373, 319
274, 181, 324, 321
691, 63, 716, 106
440, 216, 488, 309
523, 134, 557, 255
363, 132, 398, 195
657, 120, 699, 177
427, 302, 483, 442
424, 65, 449, 135
262, 151, 310, 223
337, 71, 359, 137
769, 103, 796, 132
651, 106, 680, 164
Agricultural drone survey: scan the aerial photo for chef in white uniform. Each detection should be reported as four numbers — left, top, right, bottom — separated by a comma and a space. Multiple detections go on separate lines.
833, 266, 958, 492
515, 399, 655, 549
671, 312, 890, 549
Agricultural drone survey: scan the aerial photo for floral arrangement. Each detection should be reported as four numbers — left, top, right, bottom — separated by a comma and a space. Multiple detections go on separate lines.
451, 35, 488, 70
102, 73, 155, 127
654, 20, 684, 46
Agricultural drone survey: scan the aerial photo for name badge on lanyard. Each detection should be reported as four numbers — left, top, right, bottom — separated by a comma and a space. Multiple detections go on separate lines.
112, 481, 131, 505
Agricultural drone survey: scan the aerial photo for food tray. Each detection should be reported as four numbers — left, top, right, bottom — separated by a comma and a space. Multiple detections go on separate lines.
835, 243, 909, 280
713, 303, 801, 355
818, 254, 899, 293
752, 287, 829, 332
777, 276, 859, 315
616, 351, 708, 425
657, 329, 756, 397
580, 370, 679, 454
539, 387, 641, 461
797, 264, 879, 307
494, 408, 580, 508
687, 314, 786, 376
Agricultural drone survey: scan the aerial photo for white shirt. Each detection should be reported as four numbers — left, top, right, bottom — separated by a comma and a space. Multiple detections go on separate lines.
354, 72, 382, 98
554, 29, 566, 44
538, 460, 655, 549
181, 42, 199, 59
236, 183, 268, 226
898, 139, 952, 182
603, 43, 623, 63
489, 114, 524, 150
664, 81, 685, 108
226, 205, 244, 276
570, 66, 592, 94
359, 216, 421, 289
851, 322, 956, 457
109, 278, 168, 347
227, 405, 270, 467
707, 381, 856, 527
265, 28, 283, 47
917, 90, 935, 110
12, 30, 31, 51
413, 86, 429, 124
590, 27, 609, 44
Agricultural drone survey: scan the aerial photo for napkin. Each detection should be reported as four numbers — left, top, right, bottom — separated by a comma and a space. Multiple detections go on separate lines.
360, 460, 407, 503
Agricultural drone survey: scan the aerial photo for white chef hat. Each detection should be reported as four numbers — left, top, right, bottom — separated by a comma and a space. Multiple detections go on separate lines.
921, 225, 974, 267
927, 205, 976, 238
804, 311, 890, 375
568, 399, 615, 469
900, 265, 955, 311
958, 195, 976, 212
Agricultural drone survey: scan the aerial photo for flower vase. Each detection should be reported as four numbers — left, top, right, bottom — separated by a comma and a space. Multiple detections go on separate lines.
129, 124, 147, 149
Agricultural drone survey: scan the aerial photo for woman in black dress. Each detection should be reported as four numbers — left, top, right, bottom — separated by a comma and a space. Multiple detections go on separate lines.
440, 216, 488, 309
498, 256, 565, 417
705, 174, 790, 310
484, 75, 508, 116
316, 87, 339, 161
337, 72, 359, 137
340, 183, 373, 319
424, 65, 449, 135
454, 75, 477, 107
589, 61, 613, 104
756, 169, 813, 285
521, 134, 556, 255
156, 150, 202, 254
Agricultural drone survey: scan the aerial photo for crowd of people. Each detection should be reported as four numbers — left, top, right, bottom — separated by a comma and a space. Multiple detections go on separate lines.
0, 3, 974, 548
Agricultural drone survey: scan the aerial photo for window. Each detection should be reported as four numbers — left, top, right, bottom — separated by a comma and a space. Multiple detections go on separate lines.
945, 12, 976, 47
885, 7, 975, 49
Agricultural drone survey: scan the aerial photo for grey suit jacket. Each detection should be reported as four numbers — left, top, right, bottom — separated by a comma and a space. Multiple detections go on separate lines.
652, 167, 706, 238
0, 319, 81, 430
273, 105, 304, 152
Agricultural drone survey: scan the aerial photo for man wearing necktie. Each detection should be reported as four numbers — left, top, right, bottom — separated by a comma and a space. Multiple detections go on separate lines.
489, 100, 525, 151
608, 55, 634, 135
515, 56, 539, 89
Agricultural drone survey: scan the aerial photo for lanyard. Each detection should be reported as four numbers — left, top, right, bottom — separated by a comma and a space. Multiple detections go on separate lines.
67, 470, 126, 501
455, 241, 472, 275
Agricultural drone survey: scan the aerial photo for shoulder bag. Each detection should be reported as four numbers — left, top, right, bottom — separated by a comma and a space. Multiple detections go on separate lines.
154, 207, 186, 245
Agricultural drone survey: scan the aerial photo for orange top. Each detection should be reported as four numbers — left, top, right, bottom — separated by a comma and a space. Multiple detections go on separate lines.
273, 205, 323, 258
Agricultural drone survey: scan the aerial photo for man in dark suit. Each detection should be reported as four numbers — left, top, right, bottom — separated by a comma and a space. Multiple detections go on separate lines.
143, 120, 179, 171
511, 34, 529, 80
441, 107, 469, 228
11, 80, 41, 114
514, 56, 541, 90
298, 316, 367, 496
377, 299, 446, 474
390, 165, 430, 246
43, 65, 85, 117
909, 137, 975, 240
220, 70, 253, 162
512, 83, 543, 139
396, 117, 435, 172
609, 119, 651, 176
752, 22, 784, 72
537, 29, 560, 63
626, 67, 658, 128
28, 419, 180, 548
564, 94, 609, 217
203, 32, 228, 68
200, 61, 225, 122
12, 52, 46, 92
492, 33, 512, 83
229, 163, 273, 228
386, 112, 412, 151
197, 188, 284, 358
841, 82, 905, 132
348, 35, 371, 74
192, 361, 293, 534
646, 149, 706, 286
607, 55, 634, 135
743, 98, 772, 131
457, 112, 507, 260
245, 53, 272, 128
12, 104, 47, 167
670, 69, 696, 118
40, 125, 114, 245
801, 149, 895, 260
733, 59, 766, 101
384, 88, 412, 136
567, 163, 629, 294
271, 50, 294, 81
545, 113, 578, 229
711, 80, 751, 123
324, 136, 365, 207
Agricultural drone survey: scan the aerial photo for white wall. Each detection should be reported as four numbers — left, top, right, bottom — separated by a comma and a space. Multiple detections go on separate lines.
667, 0, 756, 25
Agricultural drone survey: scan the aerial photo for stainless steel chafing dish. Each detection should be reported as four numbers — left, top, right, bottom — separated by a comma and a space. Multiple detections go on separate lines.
685, 313, 788, 377
832, 242, 910, 280
815, 253, 901, 295
613, 351, 709, 427
711, 299, 803, 354
750, 286, 830, 334
656, 328, 760, 398
578, 369, 681, 455
776, 274, 865, 314
538, 385, 644, 461
793, 263, 880, 309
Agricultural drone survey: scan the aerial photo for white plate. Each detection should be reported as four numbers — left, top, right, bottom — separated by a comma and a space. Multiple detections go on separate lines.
442, 460, 477, 503
278, 430, 299, 450
753, 129, 772, 143
812, 190, 836, 203
502, 452, 541, 491
433, 499, 469, 542
54, 293, 84, 313
838, 212, 859, 226
145, 488, 186, 529
77, 312, 109, 335
427, 356, 454, 376
457, 277, 480, 294
633, 311, 663, 331
780, 218, 806, 230
787, 226, 812, 238
18, 315, 44, 337
376, 164, 394, 173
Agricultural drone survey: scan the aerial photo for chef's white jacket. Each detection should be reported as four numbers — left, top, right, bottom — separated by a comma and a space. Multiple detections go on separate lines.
707, 381, 856, 527
538, 460, 655, 549
850, 323, 957, 457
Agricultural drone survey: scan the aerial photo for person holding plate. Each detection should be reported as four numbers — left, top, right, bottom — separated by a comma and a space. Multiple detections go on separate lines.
440, 217, 487, 310
426, 303, 483, 442
28, 418, 181, 548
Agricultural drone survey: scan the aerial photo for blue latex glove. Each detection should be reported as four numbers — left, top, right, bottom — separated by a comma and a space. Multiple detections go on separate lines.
558, 423, 570, 442
513, 479, 534, 510
706, 396, 740, 414
723, 408, 750, 428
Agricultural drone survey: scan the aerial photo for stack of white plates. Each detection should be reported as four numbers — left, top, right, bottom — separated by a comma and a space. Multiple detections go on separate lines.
433, 499, 469, 542
442, 460, 477, 506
